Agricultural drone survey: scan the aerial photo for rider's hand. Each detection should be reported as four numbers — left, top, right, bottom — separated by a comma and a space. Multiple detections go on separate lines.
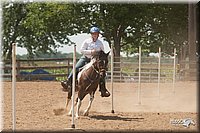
91, 49, 96, 56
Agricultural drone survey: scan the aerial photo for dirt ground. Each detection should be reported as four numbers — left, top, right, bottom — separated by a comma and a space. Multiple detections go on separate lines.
1, 81, 198, 132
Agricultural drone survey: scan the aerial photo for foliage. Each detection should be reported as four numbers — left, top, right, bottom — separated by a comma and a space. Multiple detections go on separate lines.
2, 2, 76, 60
71, 4, 188, 56
2, 2, 188, 60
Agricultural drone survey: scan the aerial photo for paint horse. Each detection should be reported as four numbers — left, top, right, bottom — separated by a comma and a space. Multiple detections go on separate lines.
67, 50, 109, 118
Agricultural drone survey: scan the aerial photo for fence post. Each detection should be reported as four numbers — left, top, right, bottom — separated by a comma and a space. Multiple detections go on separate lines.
67, 59, 70, 79
16, 60, 20, 81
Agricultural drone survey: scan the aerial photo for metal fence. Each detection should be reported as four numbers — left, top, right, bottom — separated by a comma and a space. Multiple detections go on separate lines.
106, 56, 178, 83
1, 56, 197, 82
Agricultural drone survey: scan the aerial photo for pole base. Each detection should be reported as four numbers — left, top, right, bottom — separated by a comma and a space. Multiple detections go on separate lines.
71, 124, 75, 129
111, 110, 115, 113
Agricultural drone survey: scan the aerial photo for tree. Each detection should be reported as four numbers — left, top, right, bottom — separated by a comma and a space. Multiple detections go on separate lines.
71, 3, 188, 56
2, 2, 77, 60
2, 2, 188, 62
2, 3, 27, 60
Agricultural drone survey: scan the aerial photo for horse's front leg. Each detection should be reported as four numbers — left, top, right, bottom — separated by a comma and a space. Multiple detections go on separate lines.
68, 98, 78, 116
75, 88, 87, 118
75, 98, 82, 118
66, 98, 71, 109
65, 90, 72, 110
83, 93, 94, 116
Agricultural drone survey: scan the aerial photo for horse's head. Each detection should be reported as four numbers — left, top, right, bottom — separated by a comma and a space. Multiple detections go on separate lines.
92, 50, 110, 78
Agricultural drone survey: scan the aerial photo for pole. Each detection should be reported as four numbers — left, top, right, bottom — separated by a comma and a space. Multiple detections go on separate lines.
158, 47, 161, 97
71, 44, 76, 128
111, 44, 114, 113
138, 46, 141, 105
0, 3, 3, 132
12, 43, 16, 131
173, 48, 176, 93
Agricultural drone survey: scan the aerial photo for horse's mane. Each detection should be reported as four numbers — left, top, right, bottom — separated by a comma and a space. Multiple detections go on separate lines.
91, 50, 107, 59
80, 50, 109, 73
81, 59, 95, 71
77, 56, 96, 81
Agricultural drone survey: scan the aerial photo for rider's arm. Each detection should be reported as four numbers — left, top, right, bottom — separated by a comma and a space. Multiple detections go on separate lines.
80, 39, 93, 56
80, 39, 105, 57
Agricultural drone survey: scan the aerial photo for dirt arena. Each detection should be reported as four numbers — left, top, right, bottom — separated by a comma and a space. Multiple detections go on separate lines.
2, 81, 198, 132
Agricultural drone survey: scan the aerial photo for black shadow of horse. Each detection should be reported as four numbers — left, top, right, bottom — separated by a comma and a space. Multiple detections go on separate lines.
89, 114, 144, 122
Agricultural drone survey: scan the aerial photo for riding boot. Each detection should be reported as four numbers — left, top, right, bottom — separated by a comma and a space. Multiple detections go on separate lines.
99, 78, 110, 97
61, 78, 72, 92
61, 56, 90, 92
61, 80, 68, 92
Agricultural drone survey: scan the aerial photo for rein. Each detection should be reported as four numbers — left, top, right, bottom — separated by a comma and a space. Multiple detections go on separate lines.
82, 63, 100, 91
91, 64, 99, 74
81, 53, 108, 90
83, 59, 107, 91
84, 64, 100, 83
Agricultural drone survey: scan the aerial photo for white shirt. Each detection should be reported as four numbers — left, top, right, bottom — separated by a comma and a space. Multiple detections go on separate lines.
80, 38, 104, 58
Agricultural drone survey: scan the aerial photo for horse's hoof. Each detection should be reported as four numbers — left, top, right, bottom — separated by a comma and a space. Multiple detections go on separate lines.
83, 111, 89, 116
75, 116, 80, 119
100, 91, 110, 97
67, 113, 72, 116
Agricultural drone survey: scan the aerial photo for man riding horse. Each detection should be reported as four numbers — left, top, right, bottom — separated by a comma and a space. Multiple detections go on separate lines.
60, 26, 110, 97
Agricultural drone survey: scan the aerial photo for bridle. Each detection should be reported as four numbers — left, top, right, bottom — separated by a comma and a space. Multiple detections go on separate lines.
84, 56, 108, 84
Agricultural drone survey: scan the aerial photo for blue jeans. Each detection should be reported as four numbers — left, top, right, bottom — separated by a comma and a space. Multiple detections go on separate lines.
68, 56, 90, 83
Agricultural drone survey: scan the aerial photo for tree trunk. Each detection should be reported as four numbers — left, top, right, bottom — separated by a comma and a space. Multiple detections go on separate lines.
187, 4, 197, 80
7, 43, 13, 60
113, 27, 122, 82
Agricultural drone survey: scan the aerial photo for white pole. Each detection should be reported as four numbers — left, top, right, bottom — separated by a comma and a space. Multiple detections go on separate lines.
138, 46, 141, 105
12, 43, 16, 131
158, 47, 161, 97
71, 44, 76, 128
111, 44, 114, 113
173, 48, 176, 93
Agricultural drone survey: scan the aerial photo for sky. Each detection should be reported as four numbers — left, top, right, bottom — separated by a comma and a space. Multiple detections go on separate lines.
16, 33, 111, 55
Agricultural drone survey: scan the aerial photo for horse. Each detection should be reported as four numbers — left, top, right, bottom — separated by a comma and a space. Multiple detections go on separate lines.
65, 50, 110, 118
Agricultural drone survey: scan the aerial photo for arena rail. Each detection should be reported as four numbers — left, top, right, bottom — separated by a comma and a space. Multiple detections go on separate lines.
2, 57, 187, 82
2, 58, 76, 81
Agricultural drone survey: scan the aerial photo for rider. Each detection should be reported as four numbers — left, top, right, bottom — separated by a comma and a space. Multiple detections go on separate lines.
61, 26, 110, 97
